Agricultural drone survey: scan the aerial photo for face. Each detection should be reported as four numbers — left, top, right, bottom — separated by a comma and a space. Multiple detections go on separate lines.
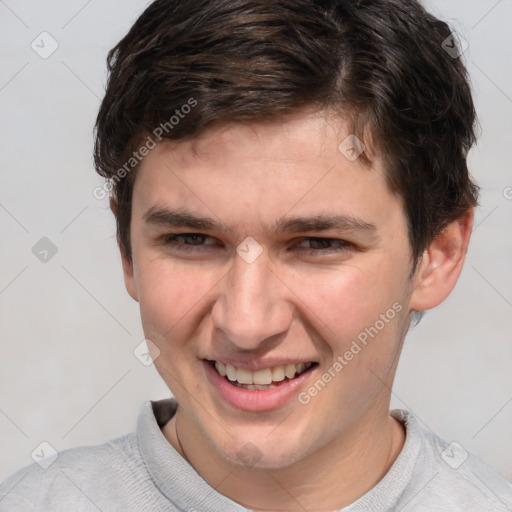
123, 110, 418, 469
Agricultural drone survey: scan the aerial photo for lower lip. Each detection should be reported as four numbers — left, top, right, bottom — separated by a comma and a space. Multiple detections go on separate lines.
203, 361, 315, 412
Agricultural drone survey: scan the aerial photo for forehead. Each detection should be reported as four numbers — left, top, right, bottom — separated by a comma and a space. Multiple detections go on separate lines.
131, 111, 404, 236
150, 111, 373, 174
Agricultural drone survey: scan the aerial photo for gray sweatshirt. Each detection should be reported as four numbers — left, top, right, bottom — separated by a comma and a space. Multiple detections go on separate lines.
1, 399, 511, 511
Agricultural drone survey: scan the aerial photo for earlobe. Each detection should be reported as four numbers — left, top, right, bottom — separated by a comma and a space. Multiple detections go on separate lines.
409, 209, 474, 311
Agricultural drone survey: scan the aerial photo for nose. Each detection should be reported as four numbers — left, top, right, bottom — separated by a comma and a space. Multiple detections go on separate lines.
211, 249, 293, 351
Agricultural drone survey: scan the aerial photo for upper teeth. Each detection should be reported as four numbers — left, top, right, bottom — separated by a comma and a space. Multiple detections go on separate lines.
214, 361, 312, 385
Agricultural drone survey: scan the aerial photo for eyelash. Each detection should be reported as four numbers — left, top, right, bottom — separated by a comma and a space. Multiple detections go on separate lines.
160, 233, 351, 255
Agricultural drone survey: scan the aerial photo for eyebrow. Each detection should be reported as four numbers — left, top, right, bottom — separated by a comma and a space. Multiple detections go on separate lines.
142, 207, 377, 236
143, 207, 234, 234
271, 215, 376, 235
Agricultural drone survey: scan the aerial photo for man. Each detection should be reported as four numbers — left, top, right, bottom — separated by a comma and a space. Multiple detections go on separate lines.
1, 0, 511, 510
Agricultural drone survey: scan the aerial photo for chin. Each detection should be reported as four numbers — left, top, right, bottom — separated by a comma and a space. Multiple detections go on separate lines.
211, 430, 311, 471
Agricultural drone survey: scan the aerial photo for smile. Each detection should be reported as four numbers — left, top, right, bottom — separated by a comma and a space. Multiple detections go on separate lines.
204, 359, 317, 411
213, 361, 313, 390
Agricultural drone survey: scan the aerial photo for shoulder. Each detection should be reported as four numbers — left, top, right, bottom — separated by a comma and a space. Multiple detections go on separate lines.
394, 409, 512, 511
0, 433, 145, 511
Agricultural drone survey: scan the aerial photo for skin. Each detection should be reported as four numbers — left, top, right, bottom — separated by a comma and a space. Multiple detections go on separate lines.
119, 109, 473, 511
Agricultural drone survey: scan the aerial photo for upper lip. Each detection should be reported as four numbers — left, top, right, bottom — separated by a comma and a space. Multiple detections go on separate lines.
204, 358, 317, 372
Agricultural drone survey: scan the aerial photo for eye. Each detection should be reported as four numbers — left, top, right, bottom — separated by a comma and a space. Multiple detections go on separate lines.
160, 233, 220, 251
294, 237, 351, 254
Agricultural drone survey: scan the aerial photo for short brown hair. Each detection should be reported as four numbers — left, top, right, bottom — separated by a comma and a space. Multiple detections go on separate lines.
94, 0, 478, 263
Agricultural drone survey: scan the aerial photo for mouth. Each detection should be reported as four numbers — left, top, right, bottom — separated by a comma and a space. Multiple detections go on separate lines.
211, 360, 315, 390
203, 359, 318, 412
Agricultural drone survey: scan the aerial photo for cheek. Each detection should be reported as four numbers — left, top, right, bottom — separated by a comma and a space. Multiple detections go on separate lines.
292, 258, 406, 348
135, 259, 218, 346
295, 267, 409, 422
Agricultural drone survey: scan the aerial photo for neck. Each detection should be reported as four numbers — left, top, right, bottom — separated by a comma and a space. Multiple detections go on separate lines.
163, 401, 405, 511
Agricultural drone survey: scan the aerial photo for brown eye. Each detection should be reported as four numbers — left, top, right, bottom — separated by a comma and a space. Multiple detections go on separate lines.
174, 234, 208, 245
296, 238, 350, 252
161, 233, 220, 251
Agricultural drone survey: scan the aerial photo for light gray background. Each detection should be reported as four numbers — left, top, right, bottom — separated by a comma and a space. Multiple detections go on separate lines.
1, 0, 511, 482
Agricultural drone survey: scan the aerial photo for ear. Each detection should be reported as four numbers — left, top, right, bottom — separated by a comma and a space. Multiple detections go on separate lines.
409, 209, 474, 311
110, 197, 139, 302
